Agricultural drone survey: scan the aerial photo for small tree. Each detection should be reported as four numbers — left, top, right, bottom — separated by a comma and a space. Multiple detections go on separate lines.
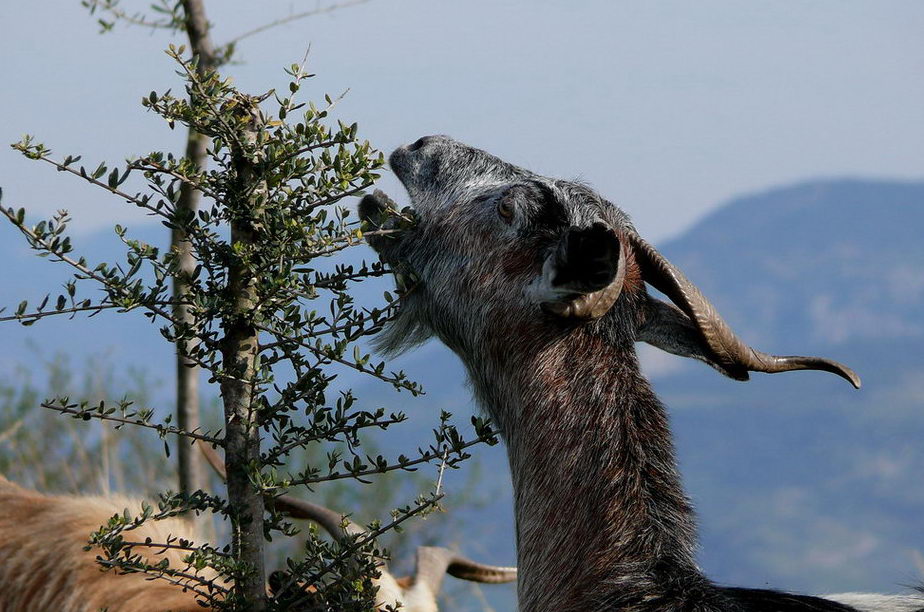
82, 0, 378, 498
2, 44, 495, 609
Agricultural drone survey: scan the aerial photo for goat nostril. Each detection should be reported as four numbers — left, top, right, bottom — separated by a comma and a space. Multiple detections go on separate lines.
408, 136, 434, 152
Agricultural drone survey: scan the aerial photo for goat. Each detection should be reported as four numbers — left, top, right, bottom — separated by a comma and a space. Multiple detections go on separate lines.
0, 446, 514, 611
0, 473, 212, 612
197, 441, 517, 612
358, 135, 923, 612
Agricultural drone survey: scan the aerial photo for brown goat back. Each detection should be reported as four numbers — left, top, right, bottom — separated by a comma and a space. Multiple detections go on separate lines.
0, 475, 211, 612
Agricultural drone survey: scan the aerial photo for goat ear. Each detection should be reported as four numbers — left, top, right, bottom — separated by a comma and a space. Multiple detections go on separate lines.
638, 295, 742, 379
537, 223, 627, 319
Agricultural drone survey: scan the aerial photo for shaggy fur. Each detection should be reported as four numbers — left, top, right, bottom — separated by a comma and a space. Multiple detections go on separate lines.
360, 135, 923, 612
0, 475, 212, 612
0, 473, 513, 611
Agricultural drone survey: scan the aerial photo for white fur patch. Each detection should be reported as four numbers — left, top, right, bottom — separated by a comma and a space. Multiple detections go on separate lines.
826, 592, 924, 612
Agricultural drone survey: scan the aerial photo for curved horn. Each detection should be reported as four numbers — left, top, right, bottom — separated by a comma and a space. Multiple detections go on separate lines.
196, 441, 364, 541
267, 493, 365, 541
412, 546, 517, 599
626, 231, 861, 388
446, 555, 518, 584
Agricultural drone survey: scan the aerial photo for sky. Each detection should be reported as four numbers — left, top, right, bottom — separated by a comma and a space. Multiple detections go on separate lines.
1, 0, 922, 243
0, 3, 922, 606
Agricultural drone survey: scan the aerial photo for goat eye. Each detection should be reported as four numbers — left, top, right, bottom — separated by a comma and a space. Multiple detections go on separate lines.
497, 198, 515, 223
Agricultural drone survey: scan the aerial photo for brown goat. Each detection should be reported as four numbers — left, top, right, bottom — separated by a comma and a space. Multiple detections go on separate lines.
0, 454, 515, 612
0, 474, 211, 612
196, 441, 517, 612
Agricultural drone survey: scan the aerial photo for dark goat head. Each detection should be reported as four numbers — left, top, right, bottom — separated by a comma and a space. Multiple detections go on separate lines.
359, 135, 860, 389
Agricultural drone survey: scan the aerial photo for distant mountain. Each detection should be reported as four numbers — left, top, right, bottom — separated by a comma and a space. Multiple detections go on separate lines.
660, 179, 924, 348
647, 179, 924, 594
1, 178, 922, 610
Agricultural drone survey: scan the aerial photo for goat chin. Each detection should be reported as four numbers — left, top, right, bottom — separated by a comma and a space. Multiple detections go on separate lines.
0, 475, 214, 612
825, 592, 924, 612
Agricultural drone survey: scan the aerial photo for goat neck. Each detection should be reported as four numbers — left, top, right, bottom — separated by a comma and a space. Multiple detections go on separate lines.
474, 321, 701, 611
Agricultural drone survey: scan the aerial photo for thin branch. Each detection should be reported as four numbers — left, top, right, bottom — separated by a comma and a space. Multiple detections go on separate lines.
82, 0, 178, 30
0, 302, 181, 324
281, 46, 313, 118
0, 209, 181, 327
309, 266, 391, 290
295, 227, 401, 263
305, 181, 374, 212
284, 492, 443, 607
274, 433, 492, 489
270, 139, 342, 170
225, 0, 374, 47
96, 558, 228, 598
41, 402, 222, 444
254, 323, 415, 391
26, 153, 171, 220
0, 303, 122, 323
263, 415, 405, 464
292, 312, 389, 341
119, 540, 231, 557
165, 50, 239, 147
130, 158, 219, 201
302, 239, 360, 260
435, 450, 449, 496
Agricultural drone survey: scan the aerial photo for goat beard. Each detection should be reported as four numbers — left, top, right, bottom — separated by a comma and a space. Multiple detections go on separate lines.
357, 190, 431, 356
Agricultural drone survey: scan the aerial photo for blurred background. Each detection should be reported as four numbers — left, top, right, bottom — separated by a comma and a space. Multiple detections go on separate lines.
1, 1, 922, 610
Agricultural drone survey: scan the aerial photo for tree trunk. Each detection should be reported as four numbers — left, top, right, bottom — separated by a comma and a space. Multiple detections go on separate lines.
219, 289, 267, 609
175, 0, 216, 496
182, 4, 267, 606
173, 129, 207, 497
220, 98, 267, 610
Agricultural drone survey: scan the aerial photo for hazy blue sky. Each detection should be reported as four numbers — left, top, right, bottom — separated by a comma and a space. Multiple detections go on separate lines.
2, 1, 922, 242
